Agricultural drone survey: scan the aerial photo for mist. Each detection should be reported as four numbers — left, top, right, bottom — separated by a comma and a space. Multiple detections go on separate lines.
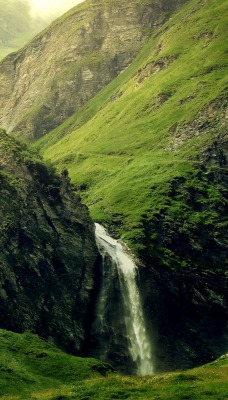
29, 0, 85, 19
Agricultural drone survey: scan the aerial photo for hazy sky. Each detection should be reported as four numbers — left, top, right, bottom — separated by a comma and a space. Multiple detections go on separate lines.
29, 0, 85, 18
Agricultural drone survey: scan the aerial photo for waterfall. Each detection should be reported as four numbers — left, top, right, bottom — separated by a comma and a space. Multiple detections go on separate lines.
93, 223, 154, 375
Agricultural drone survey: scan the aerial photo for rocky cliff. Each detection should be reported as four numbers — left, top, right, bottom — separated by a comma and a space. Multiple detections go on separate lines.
0, 0, 227, 374
0, 129, 98, 353
139, 260, 227, 372
0, 0, 187, 140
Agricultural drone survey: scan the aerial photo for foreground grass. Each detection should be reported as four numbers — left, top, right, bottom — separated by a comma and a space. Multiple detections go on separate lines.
0, 329, 227, 400
0, 329, 111, 399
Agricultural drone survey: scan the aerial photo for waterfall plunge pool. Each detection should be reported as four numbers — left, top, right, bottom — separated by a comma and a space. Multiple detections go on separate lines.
90, 223, 154, 375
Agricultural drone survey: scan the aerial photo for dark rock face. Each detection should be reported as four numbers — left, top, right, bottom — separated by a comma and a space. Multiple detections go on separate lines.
86, 253, 136, 374
0, 130, 98, 353
139, 265, 227, 372
0, 0, 188, 140
86, 133, 228, 373
137, 137, 228, 371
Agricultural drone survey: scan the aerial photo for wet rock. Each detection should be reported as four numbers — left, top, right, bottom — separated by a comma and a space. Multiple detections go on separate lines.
0, 130, 98, 354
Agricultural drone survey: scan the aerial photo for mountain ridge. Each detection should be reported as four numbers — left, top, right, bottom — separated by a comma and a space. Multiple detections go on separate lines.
36, 0, 228, 262
0, 0, 188, 139
34, 0, 228, 369
0, 0, 53, 60
0, 0, 227, 373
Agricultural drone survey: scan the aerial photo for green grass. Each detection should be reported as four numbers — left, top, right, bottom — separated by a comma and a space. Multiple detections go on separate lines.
35, 0, 228, 259
0, 0, 52, 61
0, 329, 227, 400
0, 329, 112, 399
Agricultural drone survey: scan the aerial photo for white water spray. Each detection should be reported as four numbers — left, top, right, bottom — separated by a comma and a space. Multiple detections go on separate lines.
94, 223, 154, 375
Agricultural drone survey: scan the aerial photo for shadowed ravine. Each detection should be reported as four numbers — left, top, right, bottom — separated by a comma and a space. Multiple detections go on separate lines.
92, 223, 154, 375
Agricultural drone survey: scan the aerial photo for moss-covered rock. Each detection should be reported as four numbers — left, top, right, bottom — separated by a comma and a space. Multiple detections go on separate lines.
0, 129, 98, 353
137, 136, 228, 371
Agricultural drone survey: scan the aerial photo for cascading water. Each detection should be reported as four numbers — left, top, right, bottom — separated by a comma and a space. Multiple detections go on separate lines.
91, 223, 154, 375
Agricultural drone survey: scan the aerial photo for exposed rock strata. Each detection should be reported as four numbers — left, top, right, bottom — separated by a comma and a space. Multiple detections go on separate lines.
0, 129, 98, 353
0, 0, 187, 140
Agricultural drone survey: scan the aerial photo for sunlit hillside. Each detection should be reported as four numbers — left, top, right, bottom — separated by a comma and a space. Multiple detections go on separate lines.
36, 0, 227, 268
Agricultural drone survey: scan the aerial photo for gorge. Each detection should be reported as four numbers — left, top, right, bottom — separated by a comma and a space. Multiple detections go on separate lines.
0, 0, 227, 386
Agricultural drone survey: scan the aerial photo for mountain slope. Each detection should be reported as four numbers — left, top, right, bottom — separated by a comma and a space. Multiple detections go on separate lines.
0, 329, 227, 400
33, 0, 228, 370
0, 0, 188, 139
0, 0, 51, 60
0, 329, 112, 399
37, 0, 228, 266
0, 129, 98, 354
0, 0, 227, 372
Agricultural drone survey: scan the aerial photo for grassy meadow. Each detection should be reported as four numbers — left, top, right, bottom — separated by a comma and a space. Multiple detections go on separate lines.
0, 329, 227, 400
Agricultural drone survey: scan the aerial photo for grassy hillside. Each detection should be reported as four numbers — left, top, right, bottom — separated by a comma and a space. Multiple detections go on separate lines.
0, 329, 227, 400
0, 0, 186, 141
0, 329, 112, 399
0, 0, 51, 60
36, 0, 228, 267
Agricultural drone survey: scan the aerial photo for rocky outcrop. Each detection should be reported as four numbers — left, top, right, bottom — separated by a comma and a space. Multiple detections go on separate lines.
139, 263, 227, 372
0, 0, 187, 140
0, 129, 98, 353
137, 138, 228, 371
1, 0, 226, 374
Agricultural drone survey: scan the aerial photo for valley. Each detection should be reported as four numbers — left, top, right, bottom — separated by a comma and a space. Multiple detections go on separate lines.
0, 0, 227, 394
